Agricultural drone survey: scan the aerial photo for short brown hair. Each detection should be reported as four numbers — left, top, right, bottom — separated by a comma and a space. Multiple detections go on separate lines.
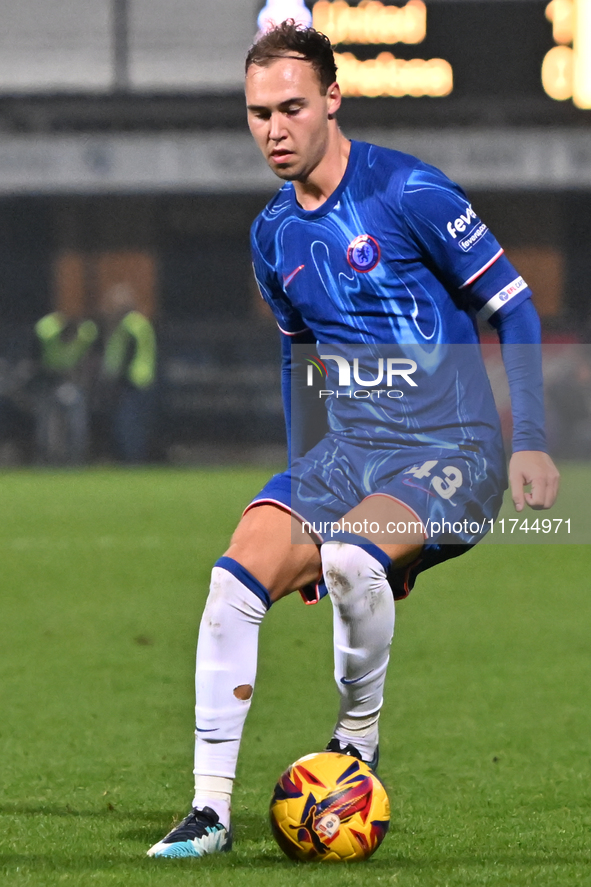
245, 20, 337, 95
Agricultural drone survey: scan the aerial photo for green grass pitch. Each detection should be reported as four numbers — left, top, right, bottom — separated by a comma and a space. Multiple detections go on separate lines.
0, 467, 589, 886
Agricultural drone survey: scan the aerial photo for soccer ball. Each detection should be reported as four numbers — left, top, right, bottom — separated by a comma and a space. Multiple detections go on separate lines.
269, 751, 390, 862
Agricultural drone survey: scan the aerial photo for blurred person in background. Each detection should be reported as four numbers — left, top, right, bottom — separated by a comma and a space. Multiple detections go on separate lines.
545, 348, 591, 458
98, 283, 157, 464
34, 310, 98, 465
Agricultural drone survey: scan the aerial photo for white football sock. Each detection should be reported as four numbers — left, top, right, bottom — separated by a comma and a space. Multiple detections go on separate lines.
192, 563, 268, 828
321, 543, 395, 762
192, 775, 233, 830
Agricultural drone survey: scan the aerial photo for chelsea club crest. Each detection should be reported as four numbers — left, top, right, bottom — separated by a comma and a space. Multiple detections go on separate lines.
347, 234, 381, 273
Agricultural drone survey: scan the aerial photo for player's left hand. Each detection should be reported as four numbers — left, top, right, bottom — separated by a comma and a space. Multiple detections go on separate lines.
509, 450, 560, 512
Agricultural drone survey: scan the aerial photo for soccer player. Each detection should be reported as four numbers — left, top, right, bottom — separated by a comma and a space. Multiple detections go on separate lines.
148, 22, 559, 858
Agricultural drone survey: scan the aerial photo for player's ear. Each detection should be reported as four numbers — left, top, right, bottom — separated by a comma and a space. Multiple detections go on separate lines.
326, 81, 342, 119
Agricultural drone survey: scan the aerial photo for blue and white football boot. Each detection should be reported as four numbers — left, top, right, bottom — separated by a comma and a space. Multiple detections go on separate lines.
147, 806, 232, 858
325, 737, 380, 772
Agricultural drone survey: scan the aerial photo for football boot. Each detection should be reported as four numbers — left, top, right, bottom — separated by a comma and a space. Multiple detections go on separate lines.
325, 736, 380, 772
147, 806, 232, 858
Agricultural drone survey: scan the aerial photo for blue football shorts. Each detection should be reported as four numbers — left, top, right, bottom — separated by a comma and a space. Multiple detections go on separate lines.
245, 433, 507, 602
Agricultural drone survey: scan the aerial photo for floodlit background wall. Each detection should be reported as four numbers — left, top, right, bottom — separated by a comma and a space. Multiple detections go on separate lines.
0, 0, 590, 465
0, 0, 253, 90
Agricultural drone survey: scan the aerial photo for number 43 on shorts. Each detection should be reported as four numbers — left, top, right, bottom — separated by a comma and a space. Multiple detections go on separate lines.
404, 460, 463, 500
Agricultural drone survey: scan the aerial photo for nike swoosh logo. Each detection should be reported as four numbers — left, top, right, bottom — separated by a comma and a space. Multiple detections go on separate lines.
283, 264, 305, 287
341, 671, 371, 685
196, 727, 219, 732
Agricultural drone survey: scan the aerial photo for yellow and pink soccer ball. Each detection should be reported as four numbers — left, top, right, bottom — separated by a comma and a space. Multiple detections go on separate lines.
269, 751, 390, 862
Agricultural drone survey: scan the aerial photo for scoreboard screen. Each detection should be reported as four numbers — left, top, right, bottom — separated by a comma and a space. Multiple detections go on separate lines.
307, 0, 591, 108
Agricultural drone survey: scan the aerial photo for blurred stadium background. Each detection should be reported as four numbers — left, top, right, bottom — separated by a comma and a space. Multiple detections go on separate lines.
0, 0, 590, 466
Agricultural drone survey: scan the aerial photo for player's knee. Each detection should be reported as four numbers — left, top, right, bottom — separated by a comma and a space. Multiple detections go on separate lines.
321, 542, 388, 614
202, 567, 265, 640
201, 579, 233, 640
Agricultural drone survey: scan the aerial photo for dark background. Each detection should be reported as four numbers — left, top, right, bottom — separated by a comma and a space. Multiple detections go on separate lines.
0, 0, 589, 463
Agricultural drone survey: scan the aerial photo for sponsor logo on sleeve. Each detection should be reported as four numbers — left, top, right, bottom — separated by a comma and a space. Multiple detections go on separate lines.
446, 204, 489, 252
477, 275, 528, 320
459, 223, 488, 252
498, 277, 527, 301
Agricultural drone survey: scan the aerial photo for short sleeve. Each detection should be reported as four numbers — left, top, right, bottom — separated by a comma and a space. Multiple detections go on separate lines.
250, 223, 309, 336
401, 164, 504, 290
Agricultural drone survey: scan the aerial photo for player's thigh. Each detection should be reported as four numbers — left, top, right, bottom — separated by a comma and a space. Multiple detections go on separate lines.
350, 449, 505, 562
225, 504, 321, 602
339, 495, 424, 567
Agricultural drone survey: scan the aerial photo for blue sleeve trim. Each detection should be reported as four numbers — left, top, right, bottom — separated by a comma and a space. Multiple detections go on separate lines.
215, 556, 272, 610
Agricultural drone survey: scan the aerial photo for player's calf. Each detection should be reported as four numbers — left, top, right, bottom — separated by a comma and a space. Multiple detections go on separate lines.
149, 505, 320, 859
322, 542, 396, 765
192, 559, 271, 830
147, 558, 271, 860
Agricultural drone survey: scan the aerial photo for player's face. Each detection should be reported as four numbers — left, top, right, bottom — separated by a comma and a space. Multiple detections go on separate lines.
245, 57, 340, 182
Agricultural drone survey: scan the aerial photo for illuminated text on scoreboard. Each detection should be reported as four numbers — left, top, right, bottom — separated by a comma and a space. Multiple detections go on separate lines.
542, 0, 591, 107
312, 0, 453, 98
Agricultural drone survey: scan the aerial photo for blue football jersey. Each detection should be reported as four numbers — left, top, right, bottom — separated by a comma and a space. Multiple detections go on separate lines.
251, 140, 531, 450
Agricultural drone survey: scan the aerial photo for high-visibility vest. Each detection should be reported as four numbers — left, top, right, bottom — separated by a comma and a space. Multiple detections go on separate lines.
103, 311, 156, 389
35, 312, 98, 372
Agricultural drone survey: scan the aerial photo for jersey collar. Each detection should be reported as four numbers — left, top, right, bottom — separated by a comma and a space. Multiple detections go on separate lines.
287, 139, 361, 220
